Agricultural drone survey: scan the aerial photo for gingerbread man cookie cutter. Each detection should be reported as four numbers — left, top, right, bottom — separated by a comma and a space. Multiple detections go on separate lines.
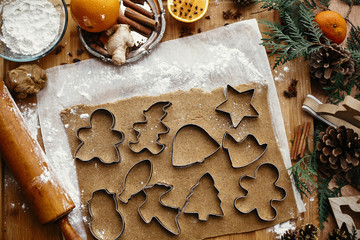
234, 163, 287, 221
74, 108, 125, 164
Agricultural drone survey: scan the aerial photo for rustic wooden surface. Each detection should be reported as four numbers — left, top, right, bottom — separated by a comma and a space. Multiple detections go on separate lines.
0, 0, 358, 239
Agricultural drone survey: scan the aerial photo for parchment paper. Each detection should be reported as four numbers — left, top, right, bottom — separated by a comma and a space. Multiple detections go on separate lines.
37, 19, 305, 239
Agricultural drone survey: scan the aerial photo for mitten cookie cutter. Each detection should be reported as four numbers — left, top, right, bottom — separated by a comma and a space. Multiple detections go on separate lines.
182, 172, 224, 221
215, 85, 259, 128
222, 132, 268, 169
74, 108, 125, 164
138, 183, 181, 236
118, 159, 153, 204
234, 163, 287, 221
87, 189, 125, 240
171, 124, 221, 168
129, 101, 172, 155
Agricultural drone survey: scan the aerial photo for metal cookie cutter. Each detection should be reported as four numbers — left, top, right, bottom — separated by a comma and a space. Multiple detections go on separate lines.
74, 108, 125, 164
87, 189, 125, 240
171, 124, 221, 168
222, 132, 268, 169
129, 101, 172, 155
215, 85, 259, 128
182, 172, 224, 221
138, 183, 181, 236
119, 159, 153, 204
234, 163, 287, 221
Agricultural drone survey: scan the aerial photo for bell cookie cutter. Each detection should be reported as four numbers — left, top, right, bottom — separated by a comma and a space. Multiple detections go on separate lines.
222, 132, 268, 169
87, 189, 125, 240
74, 108, 125, 164
138, 182, 181, 235
129, 101, 172, 155
182, 172, 224, 221
215, 85, 259, 129
118, 159, 153, 204
171, 124, 220, 168
234, 163, 287, 221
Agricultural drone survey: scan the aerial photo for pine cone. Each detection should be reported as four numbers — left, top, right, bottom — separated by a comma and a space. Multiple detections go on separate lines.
309, 44, 355, 86
298, 224, 319, 240
281, 229, 298, 240
232, 0, 253, 6
317, 126, 360, 173
329, 228, 351, 240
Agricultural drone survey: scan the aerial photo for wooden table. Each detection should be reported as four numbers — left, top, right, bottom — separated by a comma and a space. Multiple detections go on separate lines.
0, 0, 358, 239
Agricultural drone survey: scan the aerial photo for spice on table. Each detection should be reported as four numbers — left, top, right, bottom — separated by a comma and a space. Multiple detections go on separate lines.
77, 49, 85, 56
284, 79, 298, 98
291, 122, 311, 160
55, 45, 65, 55
73, 58, 81, 63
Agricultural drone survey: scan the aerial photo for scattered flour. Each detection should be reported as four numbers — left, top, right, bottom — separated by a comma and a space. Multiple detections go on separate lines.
1, 0, 60, 55
267, 220, 297, 239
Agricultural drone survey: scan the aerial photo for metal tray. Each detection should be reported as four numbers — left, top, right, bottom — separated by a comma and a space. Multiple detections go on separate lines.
78, 0, 166, 64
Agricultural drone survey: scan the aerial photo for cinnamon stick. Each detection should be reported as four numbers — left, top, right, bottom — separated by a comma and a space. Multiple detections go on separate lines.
123, 0, 154, 19
125, 7, 157, 29
291, 125, 302, 160
118, 12, 152, 36
298, 122, 311, 158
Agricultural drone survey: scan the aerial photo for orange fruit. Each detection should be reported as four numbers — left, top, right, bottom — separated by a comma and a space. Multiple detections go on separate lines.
314, 10, 347, 44
168, 0, 209, 23
70, 0, 120, 32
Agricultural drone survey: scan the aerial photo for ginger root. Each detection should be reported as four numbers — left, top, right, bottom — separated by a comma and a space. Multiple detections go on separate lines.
5, 64, 48, 99
105, 24, 135, 66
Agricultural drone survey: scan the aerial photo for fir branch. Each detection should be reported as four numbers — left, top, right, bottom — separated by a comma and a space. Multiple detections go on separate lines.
348, 26, 360, 52
350, 225, 358, 240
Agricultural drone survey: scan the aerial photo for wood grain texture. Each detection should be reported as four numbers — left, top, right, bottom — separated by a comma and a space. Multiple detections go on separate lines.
1, 0, 357, 239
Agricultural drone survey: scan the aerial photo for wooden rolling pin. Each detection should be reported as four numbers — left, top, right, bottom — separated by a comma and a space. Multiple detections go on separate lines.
0, 80, 81, 239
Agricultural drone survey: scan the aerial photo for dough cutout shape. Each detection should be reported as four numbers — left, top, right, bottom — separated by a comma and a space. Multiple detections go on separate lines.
129, 101, 171, 155
172, 124, 220, 167
75, 109, 125, 164
138, 183, 181, 235
182, 172, 224, 221
119, 159, 153, 204
222, 132, 268, 168
234, 163, 286, 221
216, 85, 259, 128
87, 189, 125, 240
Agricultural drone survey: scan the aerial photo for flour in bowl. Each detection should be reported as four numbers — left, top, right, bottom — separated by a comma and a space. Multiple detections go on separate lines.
1, 0, 61, 55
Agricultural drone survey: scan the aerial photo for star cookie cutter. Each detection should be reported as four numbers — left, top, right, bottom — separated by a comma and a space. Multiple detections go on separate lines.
222, 132, 268, 169
215, 85, 259, 128
171, 124, 221, 168
118, 159, 153, 204
74, 108, 125, 164
182, 172, 224, 221
87, 189, 125, 240
129, 101, 172, 155
138, 183, 181, 236
234, 163, 287, 221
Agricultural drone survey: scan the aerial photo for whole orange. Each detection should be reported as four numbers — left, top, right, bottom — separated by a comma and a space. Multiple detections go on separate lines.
314, 10, 347, 44
70, 0, 120, 32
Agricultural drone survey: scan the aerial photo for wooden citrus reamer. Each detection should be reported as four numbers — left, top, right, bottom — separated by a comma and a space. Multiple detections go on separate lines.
0, 80, 81, 239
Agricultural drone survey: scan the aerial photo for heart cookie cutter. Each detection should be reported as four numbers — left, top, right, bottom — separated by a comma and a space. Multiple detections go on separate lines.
74, 108, 125, 164
222, 132, 268, 169
87, 189, 125, 240
138, 182, 181, 235
129, 101, 172, 155
215, 85, 259, 128
234, 163, 287, 221
182, 172, 224, 221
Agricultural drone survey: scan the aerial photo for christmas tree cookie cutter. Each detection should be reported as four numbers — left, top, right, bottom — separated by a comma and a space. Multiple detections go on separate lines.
138, 182, 181, 235
234, 163, 287, 221
87, 189, 125, 240
118, 159, 153, 204
215, 85, 259, 128
74, 108, 125, 164
129, 101, 172, 155
222, 132, 268, 169
182, 172, 224, 221
171, 124, 221, 168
